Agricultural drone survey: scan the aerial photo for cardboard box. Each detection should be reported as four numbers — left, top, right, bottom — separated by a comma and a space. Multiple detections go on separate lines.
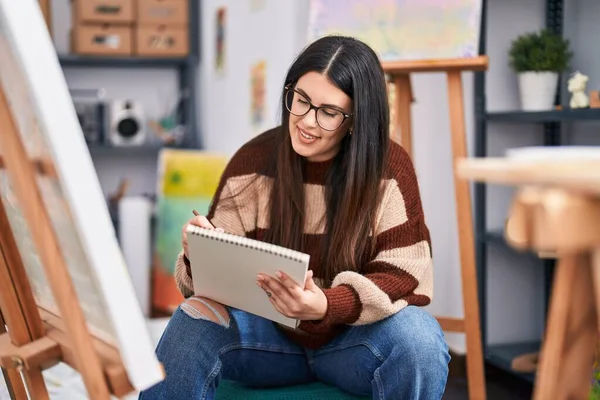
590, 91, 600, 108
72, 24, 132, 56
73, 0, 134, 24
137, 0, 188, 26
135, 25, 188, 57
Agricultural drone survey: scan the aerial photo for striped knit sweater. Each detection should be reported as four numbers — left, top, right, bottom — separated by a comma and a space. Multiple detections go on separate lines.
174, 127, 433, 349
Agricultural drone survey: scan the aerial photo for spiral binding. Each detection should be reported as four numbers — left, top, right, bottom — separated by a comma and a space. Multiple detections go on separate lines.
186, 225, 309, 264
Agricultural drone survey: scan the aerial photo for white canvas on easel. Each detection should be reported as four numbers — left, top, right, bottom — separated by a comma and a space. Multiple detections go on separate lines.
0, 0, 163, 393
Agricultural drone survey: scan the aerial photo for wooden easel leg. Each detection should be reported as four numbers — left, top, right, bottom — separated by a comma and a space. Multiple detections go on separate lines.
0, 172, 52, 400
534, 253, 597, 399
0, 85, 111, 399
0, 266, 49, 400
393, 74, 413, 157
446, 70, 486, 400
591, 249, 600, 326
38, 0, 52, 35
0, 309, 27, 400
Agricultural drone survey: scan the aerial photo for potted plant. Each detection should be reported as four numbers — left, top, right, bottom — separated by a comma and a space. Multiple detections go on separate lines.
508, 29, 573, 111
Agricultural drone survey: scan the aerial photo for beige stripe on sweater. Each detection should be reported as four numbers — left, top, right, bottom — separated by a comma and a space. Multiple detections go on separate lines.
331, 240, 433, 325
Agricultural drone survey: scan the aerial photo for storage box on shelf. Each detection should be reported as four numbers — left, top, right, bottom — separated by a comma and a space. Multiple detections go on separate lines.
135, 0, 189, 57
71, 0, 135, 56
135, 25, 188, 57
137, 0, 188, 26
73, 0, 134, 24
72, 24, 133, 56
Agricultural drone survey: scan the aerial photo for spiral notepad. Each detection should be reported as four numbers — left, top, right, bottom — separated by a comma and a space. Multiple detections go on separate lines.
185, 225, 310, 328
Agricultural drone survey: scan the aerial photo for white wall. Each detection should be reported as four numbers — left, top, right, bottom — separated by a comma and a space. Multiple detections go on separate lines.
199, 0, 310, 155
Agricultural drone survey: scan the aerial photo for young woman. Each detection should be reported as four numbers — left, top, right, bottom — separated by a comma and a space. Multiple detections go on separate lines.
140, 35, 449, 400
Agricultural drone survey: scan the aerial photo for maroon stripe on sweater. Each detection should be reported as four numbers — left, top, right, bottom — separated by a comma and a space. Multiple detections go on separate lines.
376, 217, 431, 254
298, 283, 362, 335
403, 293, 431, 307
385, 141, 425, 222
362, 260, 420, 302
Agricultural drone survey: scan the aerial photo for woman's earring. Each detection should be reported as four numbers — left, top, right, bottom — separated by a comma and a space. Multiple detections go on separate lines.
349, 129, 353, 135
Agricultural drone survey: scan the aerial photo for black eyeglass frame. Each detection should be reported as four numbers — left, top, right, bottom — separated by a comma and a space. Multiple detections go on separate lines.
284, 85, 353, 131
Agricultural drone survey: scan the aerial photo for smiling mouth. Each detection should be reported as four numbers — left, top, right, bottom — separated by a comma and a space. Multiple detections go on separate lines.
298, 127, 319, 140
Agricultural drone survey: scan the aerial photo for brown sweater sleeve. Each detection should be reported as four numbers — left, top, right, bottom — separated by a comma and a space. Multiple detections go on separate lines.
299, 145, 433, 333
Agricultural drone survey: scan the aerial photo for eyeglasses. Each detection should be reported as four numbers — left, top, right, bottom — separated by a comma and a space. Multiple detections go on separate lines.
284, 86, 352, 131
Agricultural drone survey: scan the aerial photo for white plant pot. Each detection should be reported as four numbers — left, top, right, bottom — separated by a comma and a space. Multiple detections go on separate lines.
517, 71, 558, 111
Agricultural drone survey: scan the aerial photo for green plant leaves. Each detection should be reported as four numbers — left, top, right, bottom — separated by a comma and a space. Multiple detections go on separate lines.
508, 29, 573, 72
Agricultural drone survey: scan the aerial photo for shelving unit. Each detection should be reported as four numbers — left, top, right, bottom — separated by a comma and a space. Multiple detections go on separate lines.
487, 108, 600, 122
57, 0, 201, 151
87, 143, 166, 156
473, 0, 600, 383
58, 55, 192, 68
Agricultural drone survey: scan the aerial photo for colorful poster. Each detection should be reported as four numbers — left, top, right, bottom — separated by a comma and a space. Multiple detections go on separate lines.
152, 149, 228, 313
215, 7, 226, 76
250, 60, 266, 129
308, 0, 483, 61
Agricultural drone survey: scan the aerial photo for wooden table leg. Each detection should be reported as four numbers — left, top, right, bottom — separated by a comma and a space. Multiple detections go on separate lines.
534, 253, 597, 399
393, 74, 413, 157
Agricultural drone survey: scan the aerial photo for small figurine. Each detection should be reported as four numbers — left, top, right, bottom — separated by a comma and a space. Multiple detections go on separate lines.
568, 71, 590, 109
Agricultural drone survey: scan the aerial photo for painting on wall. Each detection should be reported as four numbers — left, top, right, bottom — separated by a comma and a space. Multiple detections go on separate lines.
215, 7, 226, 76
308, 0, 483, 62
250, 60, 266, 131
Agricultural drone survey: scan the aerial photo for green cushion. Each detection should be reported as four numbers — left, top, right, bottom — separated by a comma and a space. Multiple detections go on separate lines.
215, 380, 371, 400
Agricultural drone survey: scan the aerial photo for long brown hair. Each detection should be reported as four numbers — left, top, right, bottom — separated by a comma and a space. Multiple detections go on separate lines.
263, 36, 390, 285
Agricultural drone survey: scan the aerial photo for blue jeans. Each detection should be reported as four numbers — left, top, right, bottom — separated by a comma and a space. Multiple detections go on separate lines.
139, 305, 450, 399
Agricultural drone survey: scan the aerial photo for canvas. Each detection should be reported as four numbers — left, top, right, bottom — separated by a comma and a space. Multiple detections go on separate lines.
0, 0, 162, 392
307, 0, 483, 62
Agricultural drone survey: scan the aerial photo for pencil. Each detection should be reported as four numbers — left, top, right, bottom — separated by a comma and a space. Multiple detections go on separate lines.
192, 209, 199, 216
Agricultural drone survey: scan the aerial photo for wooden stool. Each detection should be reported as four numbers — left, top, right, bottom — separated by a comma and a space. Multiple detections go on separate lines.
458, 156, 600, 399
215, 380, 370, 400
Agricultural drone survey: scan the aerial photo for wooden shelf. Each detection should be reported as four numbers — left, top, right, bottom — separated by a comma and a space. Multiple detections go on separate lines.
486, 108, 600, 123
87, 143, 191, 156
485, 341, 540, 383
482, 230, 548, 261
58, 55, 193, 68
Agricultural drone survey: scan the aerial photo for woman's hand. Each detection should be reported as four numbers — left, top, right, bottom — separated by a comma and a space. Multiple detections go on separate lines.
256, 270, 328, 321
181, 215, 223, 258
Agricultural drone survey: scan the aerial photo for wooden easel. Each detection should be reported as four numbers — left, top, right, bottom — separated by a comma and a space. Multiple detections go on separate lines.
38, 0, 51, 35
0, 86, 136, 399
382, 56, 489, 400
457, 156, 600, 399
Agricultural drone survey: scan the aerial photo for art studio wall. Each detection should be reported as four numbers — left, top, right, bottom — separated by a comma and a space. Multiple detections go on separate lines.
49, 0, 600, 354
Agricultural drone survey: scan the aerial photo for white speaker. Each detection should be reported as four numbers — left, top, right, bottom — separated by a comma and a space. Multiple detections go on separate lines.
108, 100, 146, 146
